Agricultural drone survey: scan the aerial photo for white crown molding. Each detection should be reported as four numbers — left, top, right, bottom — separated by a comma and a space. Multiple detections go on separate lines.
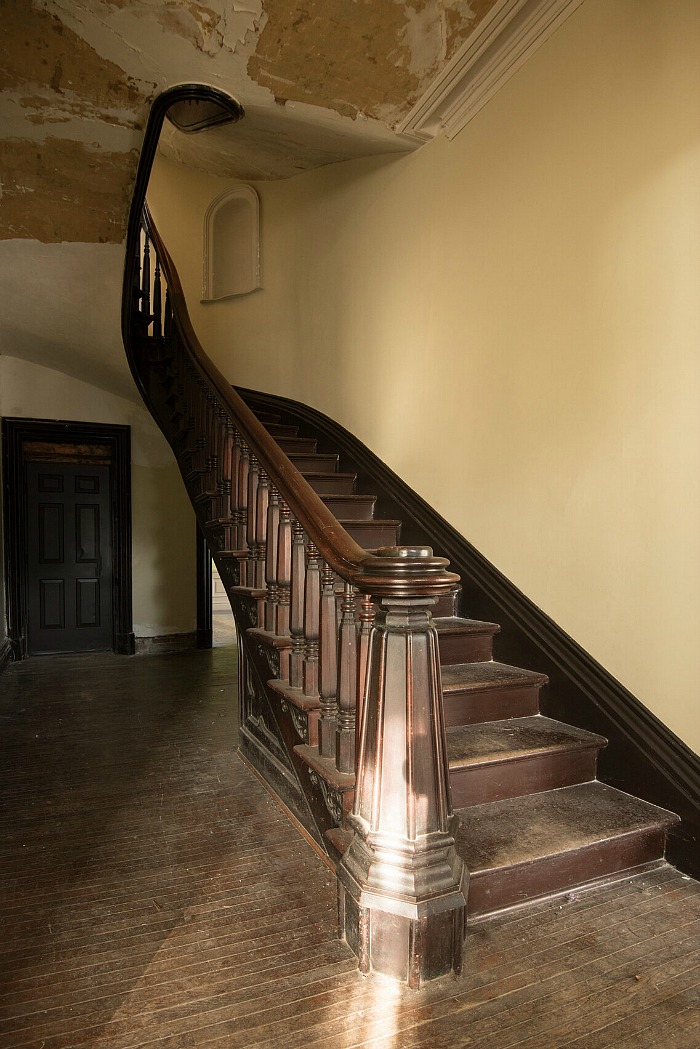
397, 0, 585, 142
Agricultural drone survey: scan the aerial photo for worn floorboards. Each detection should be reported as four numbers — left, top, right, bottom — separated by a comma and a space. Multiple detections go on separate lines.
0, 647, 698, 1048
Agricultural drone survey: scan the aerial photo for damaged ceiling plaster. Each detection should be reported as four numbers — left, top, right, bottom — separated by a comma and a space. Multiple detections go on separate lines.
1, 0, 505, 244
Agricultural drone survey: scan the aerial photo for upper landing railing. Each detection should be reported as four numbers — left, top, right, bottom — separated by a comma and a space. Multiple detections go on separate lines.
121, 86, 468, 986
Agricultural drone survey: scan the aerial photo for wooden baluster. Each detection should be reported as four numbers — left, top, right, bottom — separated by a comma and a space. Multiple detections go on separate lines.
276, 499, 292, 681
246, 454, 259, 585
195, 380, 208, 476
356, 593, 374, 759
218, 418, 234, 549
254, 468, 269, 589
336, 582, 358, 773
152, 254, 163, 339
163, 287, 172, 349
318, 560, 338, 758
289, 520, 306, 689
276, 503, 292, 633
229, 430, 242, 551
237, 442, 250, 580
265, 484, 281, 632
208, 394, 220, 503
302, 539, 320, 697
141, 232, 151, 329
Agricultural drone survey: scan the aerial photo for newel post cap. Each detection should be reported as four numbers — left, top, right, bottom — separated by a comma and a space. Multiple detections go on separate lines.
354, 545, 459, 598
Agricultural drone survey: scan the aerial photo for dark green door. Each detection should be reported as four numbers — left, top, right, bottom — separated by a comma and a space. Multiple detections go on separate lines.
26, 462, 113, 654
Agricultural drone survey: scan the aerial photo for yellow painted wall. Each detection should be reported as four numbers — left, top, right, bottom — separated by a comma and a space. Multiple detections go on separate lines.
149, 0, 700, 753
0, 355, 196, 639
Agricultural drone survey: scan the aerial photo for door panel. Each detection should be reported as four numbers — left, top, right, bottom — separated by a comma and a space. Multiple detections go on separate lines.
27, 463, 113, 654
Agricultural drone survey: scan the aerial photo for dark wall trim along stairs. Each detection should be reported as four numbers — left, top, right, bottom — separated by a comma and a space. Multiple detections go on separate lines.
236, 386, 700, 881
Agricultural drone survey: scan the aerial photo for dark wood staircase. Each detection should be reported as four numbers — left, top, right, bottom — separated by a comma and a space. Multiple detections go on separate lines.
122, 127, 691, 980
253, 403, 679, 921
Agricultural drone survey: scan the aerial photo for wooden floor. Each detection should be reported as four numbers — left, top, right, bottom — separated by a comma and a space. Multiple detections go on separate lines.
1, 647, 699, 1049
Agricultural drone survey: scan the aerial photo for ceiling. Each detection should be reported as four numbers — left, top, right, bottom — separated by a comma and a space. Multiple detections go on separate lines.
0, 0, 512, 244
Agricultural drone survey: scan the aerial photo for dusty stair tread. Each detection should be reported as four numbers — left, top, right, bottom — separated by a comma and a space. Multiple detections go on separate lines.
434, 616, 500, 637
446, 715, 607, 769
336, 518, 401, 528
454, 781, 679, 875
442, 661, 548, 693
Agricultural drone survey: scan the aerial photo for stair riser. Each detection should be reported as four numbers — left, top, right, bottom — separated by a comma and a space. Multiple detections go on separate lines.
264, 424, 298, 437
321, 497, 376, 520
450, 747, 601, 808
467, 826, 668, 917
276, 438, 318, 454
342, 522, 401, 547
304, 475, 357, 495
289, 453, 339, 472
443, 686, 540, 726
438, 633, 494, 666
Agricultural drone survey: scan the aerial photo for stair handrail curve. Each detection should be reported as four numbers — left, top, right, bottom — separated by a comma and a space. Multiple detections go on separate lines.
121, 86, 458, 601
139, 205, 458, 597
121, 86, 469, 986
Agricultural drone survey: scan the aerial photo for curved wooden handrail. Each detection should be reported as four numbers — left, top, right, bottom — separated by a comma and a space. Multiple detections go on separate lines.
122, 86, 458, 598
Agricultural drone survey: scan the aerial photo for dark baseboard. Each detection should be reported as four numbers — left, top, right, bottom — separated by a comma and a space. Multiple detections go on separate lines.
238, 385, 700, 882
135, 632, 198, 655
115, 631, 136, 655
0, 638, 14, 675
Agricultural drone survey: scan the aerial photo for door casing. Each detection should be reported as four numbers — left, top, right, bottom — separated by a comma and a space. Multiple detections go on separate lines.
2, 418, 134, 658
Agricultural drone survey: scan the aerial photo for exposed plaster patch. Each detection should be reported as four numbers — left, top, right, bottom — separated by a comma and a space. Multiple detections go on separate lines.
1, 0, 151, 120
247, 0, 421, 121
246, 0, 500, 126
42, 0, 267, 100
443, 0, 498, 55
0, 137, 138, 243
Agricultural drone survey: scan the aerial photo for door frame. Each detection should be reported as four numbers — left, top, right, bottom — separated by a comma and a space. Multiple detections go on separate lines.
2, 418, 134, 658
195, 524, 213, 649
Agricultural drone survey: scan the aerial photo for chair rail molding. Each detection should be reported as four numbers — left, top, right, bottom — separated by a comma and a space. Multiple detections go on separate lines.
397, 0, 585, 142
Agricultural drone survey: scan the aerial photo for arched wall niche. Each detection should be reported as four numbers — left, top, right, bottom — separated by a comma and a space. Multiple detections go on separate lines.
202, 184, 261, 301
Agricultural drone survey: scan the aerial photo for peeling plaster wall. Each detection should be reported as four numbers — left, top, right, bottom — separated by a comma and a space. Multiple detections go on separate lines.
0, 0, 152, 242
0, 356, 197, 640
150, 0, 700, 754
248, 0, 493, 123
1, 0, 501, 242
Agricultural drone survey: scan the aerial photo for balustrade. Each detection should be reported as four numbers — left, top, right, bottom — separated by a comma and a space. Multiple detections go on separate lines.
126, 189, 466, 985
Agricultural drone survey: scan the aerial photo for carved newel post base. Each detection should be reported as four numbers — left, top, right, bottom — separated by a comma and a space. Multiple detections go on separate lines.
337, 581, 467, 987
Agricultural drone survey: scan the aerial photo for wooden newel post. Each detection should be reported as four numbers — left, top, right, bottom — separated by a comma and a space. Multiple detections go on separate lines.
337, 546, 467, 987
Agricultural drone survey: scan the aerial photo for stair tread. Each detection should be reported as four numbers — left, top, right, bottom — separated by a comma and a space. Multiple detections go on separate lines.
299, 471, 356, 480
447, 715, 607, 768
434, 616, 500, 637
455, 781, 679, 876
442, 661, 548, 693
290, 453, 338, 462
337, 518, 401, 526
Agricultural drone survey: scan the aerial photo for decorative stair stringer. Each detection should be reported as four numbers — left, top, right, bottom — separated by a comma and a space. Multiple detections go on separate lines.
235, 611, 328, 850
